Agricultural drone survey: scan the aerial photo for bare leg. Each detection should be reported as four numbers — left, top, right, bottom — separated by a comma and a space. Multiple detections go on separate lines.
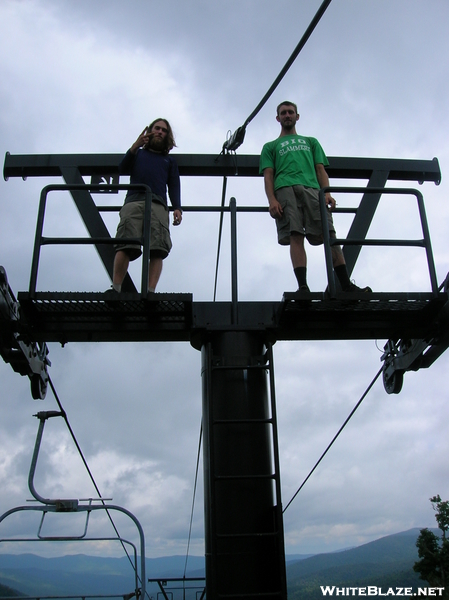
330, 233, 346, 268
148, 257, 163, 291
290, 233, 307, 268
113, 250, 130, 285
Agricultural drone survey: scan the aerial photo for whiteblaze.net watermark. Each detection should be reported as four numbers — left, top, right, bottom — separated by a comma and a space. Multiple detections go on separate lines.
320, 587, 445, 597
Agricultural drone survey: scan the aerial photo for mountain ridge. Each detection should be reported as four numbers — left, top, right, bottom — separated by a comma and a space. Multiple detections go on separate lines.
286, 527, 435, 600
0, 528, 437, 597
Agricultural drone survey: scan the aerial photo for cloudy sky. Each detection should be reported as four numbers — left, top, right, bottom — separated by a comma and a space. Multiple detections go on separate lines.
1, 0, 449, 570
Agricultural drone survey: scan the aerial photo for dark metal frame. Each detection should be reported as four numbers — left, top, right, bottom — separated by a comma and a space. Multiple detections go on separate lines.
0, 266, 50, 399
3, 152, 442, 295
3, 152, 442, 182
2, 151, 448, 600
201, 335, 287, 599
30, 183, 153, 296
3, 152, 448, 393
319, 186, 439, 298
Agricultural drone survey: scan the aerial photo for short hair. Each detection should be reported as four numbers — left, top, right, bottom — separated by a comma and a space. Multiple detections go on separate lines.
276, 101, 298, 116
147, 118, 177, 154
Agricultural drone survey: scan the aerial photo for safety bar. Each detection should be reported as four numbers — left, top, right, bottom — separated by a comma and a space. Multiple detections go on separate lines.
0, 506, 145, 598
319, 187, 439, 298
0, 409, 146, 598
29, 184, 153, 297
147, 577, 206, 600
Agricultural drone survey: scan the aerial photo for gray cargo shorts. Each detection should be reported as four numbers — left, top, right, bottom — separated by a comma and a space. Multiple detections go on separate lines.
275, 185, 336, 246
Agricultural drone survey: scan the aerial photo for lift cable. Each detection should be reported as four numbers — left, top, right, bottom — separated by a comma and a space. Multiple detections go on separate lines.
47, 375, 149, 597
221, 0, 333, 154
283, 366, 383, 513
183, 420, 203, 578
215, 0, 332, 294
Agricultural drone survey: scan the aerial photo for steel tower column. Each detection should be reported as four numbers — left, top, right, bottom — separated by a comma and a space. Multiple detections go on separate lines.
201, 330, 287, 600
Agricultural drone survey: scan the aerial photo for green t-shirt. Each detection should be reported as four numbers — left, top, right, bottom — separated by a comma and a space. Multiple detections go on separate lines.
259, 135, 329, 190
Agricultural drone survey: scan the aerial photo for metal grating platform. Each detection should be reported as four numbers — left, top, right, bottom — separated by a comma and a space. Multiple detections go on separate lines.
17, 292, 193, 343
14, 290, 447, 346
275, 291, 449, 342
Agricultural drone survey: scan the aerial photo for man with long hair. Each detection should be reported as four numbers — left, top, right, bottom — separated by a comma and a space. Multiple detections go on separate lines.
110, 118, 182, 293
260, 101, 370, 294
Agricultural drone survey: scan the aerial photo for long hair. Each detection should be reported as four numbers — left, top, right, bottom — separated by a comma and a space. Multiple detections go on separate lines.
147, 118, 177, 155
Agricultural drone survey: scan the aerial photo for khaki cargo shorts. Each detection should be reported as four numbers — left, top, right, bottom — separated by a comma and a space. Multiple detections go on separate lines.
114, 195, 172, 260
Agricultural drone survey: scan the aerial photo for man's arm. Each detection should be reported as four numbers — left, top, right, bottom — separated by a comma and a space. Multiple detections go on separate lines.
172, 209, 182, 226
168, 160, 182, 226
315, 163, 336, 210
130, 128, 150, 154
119, 129, 150, 174
263, 168, 283, 219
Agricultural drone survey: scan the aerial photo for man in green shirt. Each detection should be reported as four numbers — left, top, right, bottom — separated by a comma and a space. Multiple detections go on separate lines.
260, 101, 371, 294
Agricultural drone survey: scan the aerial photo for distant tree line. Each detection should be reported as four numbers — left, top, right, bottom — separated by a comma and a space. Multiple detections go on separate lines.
414, 495, 449, 598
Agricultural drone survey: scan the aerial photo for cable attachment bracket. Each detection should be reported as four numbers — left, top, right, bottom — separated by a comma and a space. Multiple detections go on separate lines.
222, 125, 246, 154
381, 272, 449, 394
0, 265, 51, 399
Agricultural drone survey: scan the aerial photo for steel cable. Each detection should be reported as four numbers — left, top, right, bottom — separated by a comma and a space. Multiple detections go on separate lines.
283, 366, 383, 513
222, 0, 333, 153
216, 0, 333, 293
183, 421, 203, 578
213, 177, 228, 301
47, 375, 150, 598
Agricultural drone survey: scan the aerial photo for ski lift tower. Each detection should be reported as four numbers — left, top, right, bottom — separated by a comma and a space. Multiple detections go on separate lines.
1, 151, 448, 600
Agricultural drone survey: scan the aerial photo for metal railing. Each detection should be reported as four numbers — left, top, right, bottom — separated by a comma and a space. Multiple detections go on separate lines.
28, 186, 269, 310
319, 187, 439, 297
28, 183, 439, 302
30, 183, 153, 296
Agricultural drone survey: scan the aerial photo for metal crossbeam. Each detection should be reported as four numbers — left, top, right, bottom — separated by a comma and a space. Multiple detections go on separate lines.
3, 152, 442, 182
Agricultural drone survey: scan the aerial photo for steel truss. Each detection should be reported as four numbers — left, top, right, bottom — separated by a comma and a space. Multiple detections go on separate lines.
1, 152, 448, 599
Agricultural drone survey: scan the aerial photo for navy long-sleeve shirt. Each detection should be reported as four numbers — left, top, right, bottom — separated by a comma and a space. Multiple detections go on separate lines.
119, 148, 181, 210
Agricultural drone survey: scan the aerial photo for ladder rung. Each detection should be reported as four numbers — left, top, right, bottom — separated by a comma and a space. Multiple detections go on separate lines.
213, 417, 273, 425
214, 473, 275, 481
217, 531, 279, 539
211, 363, 269, 371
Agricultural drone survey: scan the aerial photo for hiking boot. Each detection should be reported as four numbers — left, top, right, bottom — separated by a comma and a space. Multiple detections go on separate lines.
344, 282, 372, 293
293, 284, 311, 308
104, 287, 121, 300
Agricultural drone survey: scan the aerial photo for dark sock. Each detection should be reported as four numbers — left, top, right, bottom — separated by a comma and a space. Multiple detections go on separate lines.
294, 267, 307, 288
334, 264, 351, 290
